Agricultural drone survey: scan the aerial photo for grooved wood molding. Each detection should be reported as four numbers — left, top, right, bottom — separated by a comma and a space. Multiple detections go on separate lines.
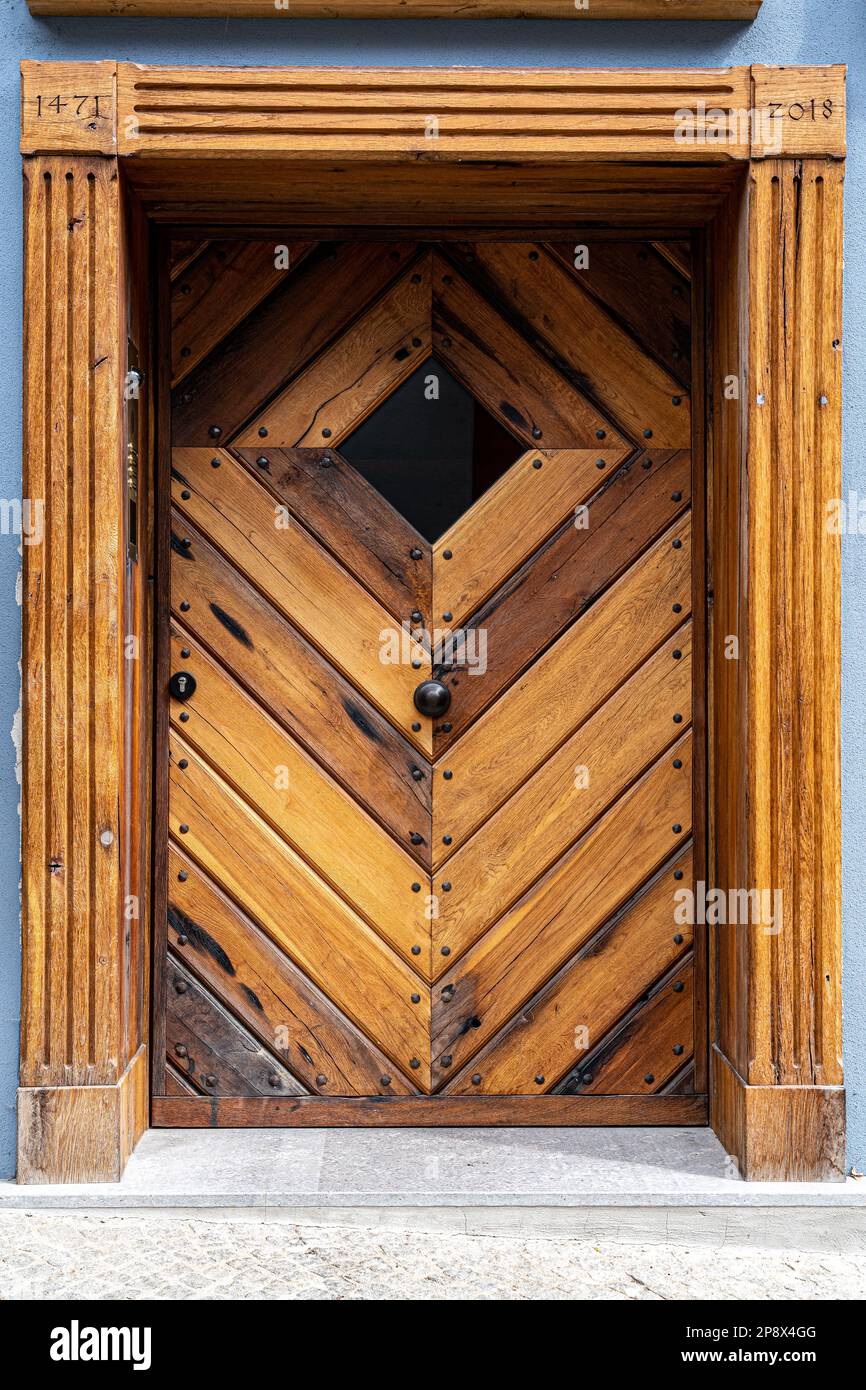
17, 58, 845, 1182
25, 1, 764, 18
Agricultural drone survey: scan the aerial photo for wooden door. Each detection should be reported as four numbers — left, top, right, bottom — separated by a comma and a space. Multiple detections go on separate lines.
153, 235, 705, 1125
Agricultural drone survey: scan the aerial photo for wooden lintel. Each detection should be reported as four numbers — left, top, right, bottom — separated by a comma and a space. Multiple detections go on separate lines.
25, 1, 764, 19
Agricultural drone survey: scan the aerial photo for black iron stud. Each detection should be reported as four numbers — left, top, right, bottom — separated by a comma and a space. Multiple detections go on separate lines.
412, 660, 422, 670
643, 428, 653, 439
175, 1044, 188, 1057
672, 538, 682, 549
411, 768, 424, 781
673, 755, 683, 766
672, 396, 682, 406
410, 833, 423, 845
443, 835, 452, 845
441, 1055, 452, 1067
412, 337, 422, 348
179, 712, 189, 722
177, 933, 188, 946
673, 933, 684, 944
673, 649, 682, 660
411, 993, 421, 1004
181, 537, 191, 549
673, 981, 684, 993
258, 427, 268, 438
380, 1075, 392, 1086
256, 456, 269, 469
442, 722, 452, 733
673, 1044, 684, 1056
322, 428, 332, 438
672, 823, 682, 834
581, 1072, 593, 1084
411, 945, 421, 956
268, 1074, 280, 1087
174, 979, 187, 994
441, 985, 455, 1001
178, 870, 188, 882
411, 610, 423, 622
205, 1074, 216, 1087
532, 426, 543, 440
412, 722, 421, 732
208, 425, 222, 439
411, 883, 421, 893
181, 648, 190, 659
211, 456, 221, 469
644, 1073, 655, 1085
410, 1058, 421, 1069
441, 946, 451, 957
178, 759, 188, 770
596, 459, 606, 470
410, 547, 423, 560
443, 612, 453, 623
181, 489, 191, 500
181, 346, 191, 358
534, 1074, 545, 1085
442, 273, 453, 284
673, 713, 683, 723
442, 337, 452, 348
596, 429, 606, 440
316, 1074, 327, 1086
442, 881, 452, 892
674, 869, 684, 880
471, 1074, 481, 1086
180, 601, 190, 612
532, 458, 543, 470
443, 549, 453, 560
672, 491, 682, 501
673, 603, 683, 613
443, 769, 453, 780
179, 824, 189, 835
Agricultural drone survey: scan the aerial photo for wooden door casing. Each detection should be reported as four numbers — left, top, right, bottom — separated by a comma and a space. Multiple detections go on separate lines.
154, 235, 704, 1122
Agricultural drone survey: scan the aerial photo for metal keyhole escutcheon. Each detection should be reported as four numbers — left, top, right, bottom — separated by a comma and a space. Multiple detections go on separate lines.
170, 671, 197, 702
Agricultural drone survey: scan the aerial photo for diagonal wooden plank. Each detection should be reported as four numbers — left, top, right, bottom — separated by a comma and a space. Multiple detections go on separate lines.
172, 240, 418, 444
169, 515, 431, 857
431, 733, 692, 1076
170, 238, 209, 280
235, 256, 432, 447
172, 449, 432, 752
433, 448, 628, 630
166, 954, 308, 1098
431, 253, 624, 450
434, 627, 691, 960
446, 242, 690, 447
169, 730, 433, 1079
432, 514, 692, 862
444, 846, 693, 1095
556, 957, 695, 1096
431, 449, 691, 754
172, 239, 316, 386
168, 845, 417, 1095
232, 446, 431, 622
169, 624, 433, 947
546, 240, 691, 387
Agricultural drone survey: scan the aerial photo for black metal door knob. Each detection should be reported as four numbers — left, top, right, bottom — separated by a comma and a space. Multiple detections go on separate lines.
413, 679, 451, 717
169, 671, 197, 702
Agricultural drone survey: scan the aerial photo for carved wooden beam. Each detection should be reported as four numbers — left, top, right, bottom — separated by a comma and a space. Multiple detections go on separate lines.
25, 1, 764, 19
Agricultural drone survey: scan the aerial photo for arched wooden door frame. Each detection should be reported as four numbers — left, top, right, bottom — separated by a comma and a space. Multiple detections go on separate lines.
17, 61, 845, 1181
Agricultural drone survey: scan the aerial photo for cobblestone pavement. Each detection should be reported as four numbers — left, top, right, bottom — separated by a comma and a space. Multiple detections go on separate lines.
1, 1212, 865, 1299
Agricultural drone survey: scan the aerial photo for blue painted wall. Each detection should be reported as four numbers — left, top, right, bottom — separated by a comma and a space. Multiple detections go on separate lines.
0, 0, 862, 1179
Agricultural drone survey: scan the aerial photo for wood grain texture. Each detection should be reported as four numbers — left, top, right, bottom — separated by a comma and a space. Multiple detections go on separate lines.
115, 64, 755, 162
168, 511, 431, 847
446, 849, 693, 1095
433, 448, 627, 628
711, 1049, 845, 1181
20, 156, 127, 1089
20, 61, 116, 154
153, 1093, 708, 1129
169, 731, 433, 1076
171, 239, 315, 385
237, 257, 432, 447
171, 449, 430, 748
432, 451, 691, 750
447, 241, 690, 447
433, 514, 692, 859
166, 845, 417, 1095
28, 1, 764, 18
432, 735, 693, 1072
751, 67, 846, 160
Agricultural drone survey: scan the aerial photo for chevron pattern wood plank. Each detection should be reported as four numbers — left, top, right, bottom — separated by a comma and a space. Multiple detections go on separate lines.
156, 235, 703, 1121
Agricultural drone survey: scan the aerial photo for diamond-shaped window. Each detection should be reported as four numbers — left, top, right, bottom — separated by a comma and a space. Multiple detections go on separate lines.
339, 358, 524, 543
